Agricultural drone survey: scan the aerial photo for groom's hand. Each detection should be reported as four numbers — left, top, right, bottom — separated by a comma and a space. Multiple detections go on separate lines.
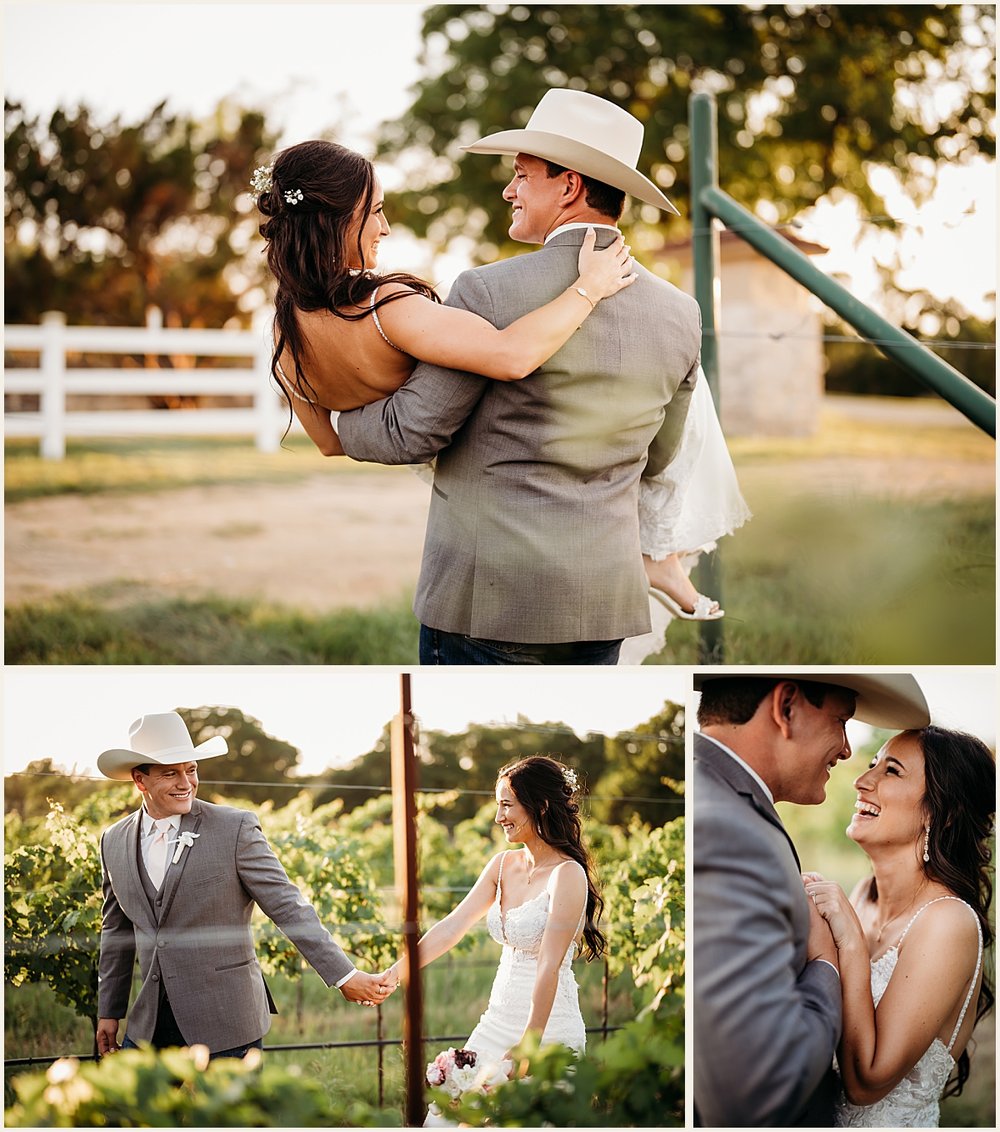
340, 969, 395, 1006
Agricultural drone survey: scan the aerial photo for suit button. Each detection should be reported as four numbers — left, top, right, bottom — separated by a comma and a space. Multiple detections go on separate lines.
152, 973, 160, 982
157, 940, 166, 947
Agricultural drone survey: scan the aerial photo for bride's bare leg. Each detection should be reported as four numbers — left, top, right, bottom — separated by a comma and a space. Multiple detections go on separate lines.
643, 553, 720, 615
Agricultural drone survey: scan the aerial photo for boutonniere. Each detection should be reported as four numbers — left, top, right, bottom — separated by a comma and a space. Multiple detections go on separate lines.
172, 831, 200, 864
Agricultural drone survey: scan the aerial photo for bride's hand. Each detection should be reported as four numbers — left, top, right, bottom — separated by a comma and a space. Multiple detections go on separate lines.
575, 227, 637, 303
804, 876, 863, 953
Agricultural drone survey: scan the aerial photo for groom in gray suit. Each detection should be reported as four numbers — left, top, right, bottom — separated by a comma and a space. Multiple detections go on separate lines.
692, 673, 930, 1126
336, 88, 701, 664
95, 712, 394, 1059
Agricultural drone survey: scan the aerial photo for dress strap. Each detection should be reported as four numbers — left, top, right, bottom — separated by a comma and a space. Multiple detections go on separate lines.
370, 287, 405, 354
896, 896, 983, 1053
274, 357, 322, 405
945, 902, 983, 1052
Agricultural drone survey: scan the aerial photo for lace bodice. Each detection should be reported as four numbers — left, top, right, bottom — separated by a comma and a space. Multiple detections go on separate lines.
835, 897, 983, 1128
484, 852, 583, 965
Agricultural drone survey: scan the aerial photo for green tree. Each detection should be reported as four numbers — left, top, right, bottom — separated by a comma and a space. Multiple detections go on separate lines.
377, 5, 994, 259
179, 705, 302, 808
312, 717, 606, 827
596, 701, 684, 826
4, 98, 275, 327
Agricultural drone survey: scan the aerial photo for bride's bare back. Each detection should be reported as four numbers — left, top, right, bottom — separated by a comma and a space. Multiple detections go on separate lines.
283, 297, 417, 412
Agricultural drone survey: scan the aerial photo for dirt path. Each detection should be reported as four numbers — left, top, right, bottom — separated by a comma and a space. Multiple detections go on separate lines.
5, 437, 994, 613
6, 471, 431, 611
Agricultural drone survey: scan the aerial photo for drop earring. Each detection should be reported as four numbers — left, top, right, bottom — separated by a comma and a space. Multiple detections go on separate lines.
922, 825, 930, 863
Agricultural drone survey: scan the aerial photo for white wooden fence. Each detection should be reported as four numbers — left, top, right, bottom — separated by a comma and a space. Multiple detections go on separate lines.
4, 310, 290, 458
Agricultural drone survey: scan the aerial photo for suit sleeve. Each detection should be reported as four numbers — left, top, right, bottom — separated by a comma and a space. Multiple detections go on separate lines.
336, 270, 492, 464
235, 813, 356, 987
642, 352, 699, 480
693, 798, 842, 1126
96, 833, 137, 1019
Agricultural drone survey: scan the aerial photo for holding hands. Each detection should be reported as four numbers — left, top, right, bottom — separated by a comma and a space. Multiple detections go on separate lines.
803, 872, 865, 953
340, 968, 398, 1008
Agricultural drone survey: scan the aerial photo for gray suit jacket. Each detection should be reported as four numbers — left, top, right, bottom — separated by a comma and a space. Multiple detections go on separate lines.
337, 228, 701, 642
693, 733, 842, 1127
98, 799, 354, 1053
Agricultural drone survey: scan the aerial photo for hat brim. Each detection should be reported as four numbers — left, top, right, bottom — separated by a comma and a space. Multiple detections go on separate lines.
461, 128, 680, 216
97, 736, 228, 781
692, 673, 930, 730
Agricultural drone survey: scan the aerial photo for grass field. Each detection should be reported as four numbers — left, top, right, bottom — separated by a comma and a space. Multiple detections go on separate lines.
5, 396, 994, 664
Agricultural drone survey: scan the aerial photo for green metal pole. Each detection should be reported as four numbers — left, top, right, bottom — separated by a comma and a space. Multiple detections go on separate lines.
700, 184, 996, 437
690, 91, 725, 664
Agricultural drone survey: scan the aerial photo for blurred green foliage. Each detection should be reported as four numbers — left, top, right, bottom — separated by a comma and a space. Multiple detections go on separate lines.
4, 1044, 393, 1127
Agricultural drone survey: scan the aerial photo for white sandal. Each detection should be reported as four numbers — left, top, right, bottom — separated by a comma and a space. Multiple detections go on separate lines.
649, 587, 725, 621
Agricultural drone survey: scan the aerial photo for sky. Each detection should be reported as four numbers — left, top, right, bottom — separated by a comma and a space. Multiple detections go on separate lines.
2, 666, 690, 777
3, 1, 996, 314
2, 667, 994, 780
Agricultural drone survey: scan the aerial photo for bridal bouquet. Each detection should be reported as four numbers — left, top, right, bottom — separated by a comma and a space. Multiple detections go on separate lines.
426, 1047, 510, 1100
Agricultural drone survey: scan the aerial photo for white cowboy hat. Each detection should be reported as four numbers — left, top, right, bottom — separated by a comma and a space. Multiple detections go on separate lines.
98, 711, 228, 780
461, 88, 679, 215
693, 673, 930, 730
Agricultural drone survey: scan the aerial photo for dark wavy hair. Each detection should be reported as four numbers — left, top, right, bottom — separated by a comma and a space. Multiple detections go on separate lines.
254, 139, 439, 408
868, 726, 995, 1097
497, 755, 606, 961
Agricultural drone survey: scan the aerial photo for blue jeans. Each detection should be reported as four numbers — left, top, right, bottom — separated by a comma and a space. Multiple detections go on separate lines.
420, 625, 623, 665
122, 1032, 263, 1060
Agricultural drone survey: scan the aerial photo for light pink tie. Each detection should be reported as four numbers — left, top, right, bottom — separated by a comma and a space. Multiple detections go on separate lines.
147, 819, 171, 888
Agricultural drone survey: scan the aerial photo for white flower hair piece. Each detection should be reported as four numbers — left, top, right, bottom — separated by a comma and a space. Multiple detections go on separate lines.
250, 163, 274, 195
563, 767, 579, 792
284, 188, 304, 205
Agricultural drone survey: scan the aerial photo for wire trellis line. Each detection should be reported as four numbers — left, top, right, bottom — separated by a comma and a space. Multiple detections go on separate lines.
5, 768, 682, 806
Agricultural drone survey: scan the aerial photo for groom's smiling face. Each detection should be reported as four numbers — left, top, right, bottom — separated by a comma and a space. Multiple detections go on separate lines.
779, 687, 856, 806
134, 761, 199, 820
502, 154, 570, 244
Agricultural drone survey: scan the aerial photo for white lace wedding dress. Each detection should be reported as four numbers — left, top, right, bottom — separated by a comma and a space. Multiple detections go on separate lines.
834, 897, 983, 1128
425, 851, 586, 1126
620, 372, 751, 663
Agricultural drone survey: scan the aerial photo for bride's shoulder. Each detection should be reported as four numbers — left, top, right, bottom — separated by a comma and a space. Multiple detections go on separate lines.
550, 858, 587, 885
916, 894, 981, 936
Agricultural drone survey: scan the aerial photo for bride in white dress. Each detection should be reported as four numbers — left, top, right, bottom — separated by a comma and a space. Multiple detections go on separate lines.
804, 726, 995, 1127
382, 756, 604, 1121
254, 140, 749, 638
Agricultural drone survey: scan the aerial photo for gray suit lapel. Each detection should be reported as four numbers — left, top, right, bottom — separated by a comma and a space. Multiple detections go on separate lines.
694, 733, 802, 870
119, 808, 159, 932
157, 803, 205, 922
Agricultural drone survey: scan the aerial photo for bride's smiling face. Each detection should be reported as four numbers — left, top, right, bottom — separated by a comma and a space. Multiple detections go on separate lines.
347, 173, 390, 269
847, 733, 928, 854
495, 778, 533, 843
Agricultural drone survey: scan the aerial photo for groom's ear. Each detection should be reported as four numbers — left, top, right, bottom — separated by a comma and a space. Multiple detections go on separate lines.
771, 681, 798, 739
